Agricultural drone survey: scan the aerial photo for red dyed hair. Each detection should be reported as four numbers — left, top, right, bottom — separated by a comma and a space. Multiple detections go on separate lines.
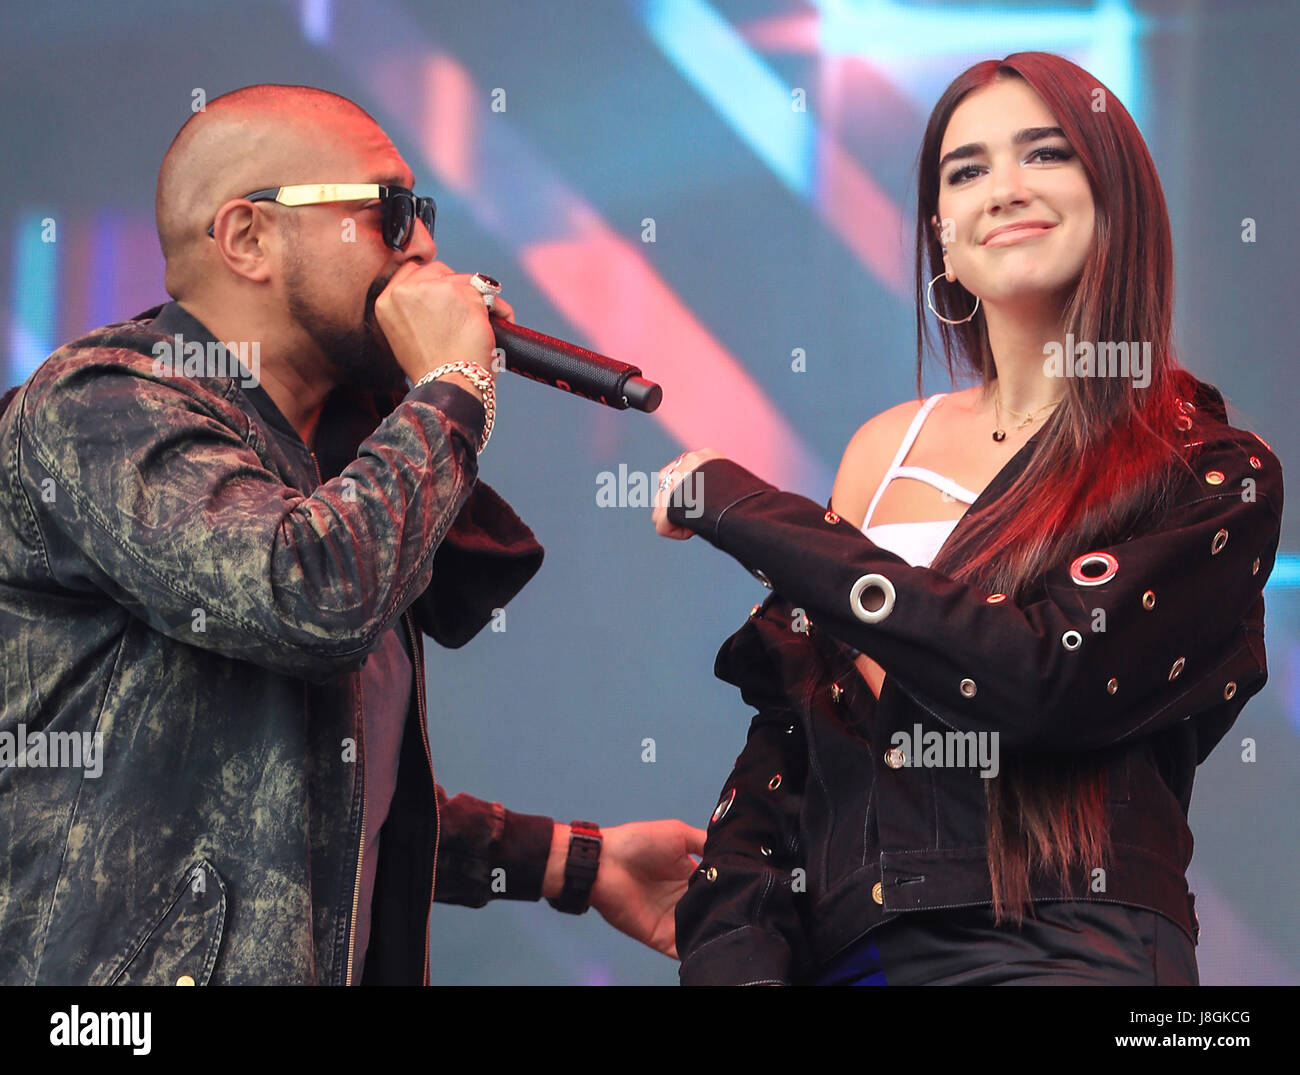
913, 52, 1201, 922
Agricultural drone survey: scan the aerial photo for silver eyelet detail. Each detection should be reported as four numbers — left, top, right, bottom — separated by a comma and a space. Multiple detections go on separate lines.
1252, 558, 1260, 575
1177, 398, 1196, 415
830, 682, 844, 704
1174, 414, 1193, 431
1211, 528, 1228, 555
760, 845, 773, 857
1249, 456, 1261, 469
884, 747, 906, 769
849, 573, 896, 623
753, 569, 773, 589
1106, 677, 1118, 695
785, 724, 795, 734
1223, 681, 1237, 700
1061, 630, 1083, 651
749, 603, 762, 618
711, 788, 736, 825
1142, 590, 1156, 610
1069, 551, 1118, 587
1169, 657, 1185, 681
767, 774, 782, 791
1204, 470, 1225, 486
959, 678, 977, 698
986, 593, 1007, 604
824, 509, 841, 524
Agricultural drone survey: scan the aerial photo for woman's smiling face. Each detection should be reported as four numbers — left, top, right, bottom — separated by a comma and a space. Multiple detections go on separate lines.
934, 76, 1095, 307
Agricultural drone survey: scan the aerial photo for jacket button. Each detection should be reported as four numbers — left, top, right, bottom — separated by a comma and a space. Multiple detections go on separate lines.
1211, 528, 1228, 555
1168, 656, 1185, 680
176, 974, 195, 986
1223, 681, 1237, 700
824, 509, 841, 524
959, 678, 977, 698
1107, 677, 1118, 695
884, 746, 906, 769
871, 882, 883, 905
831, 682, 844, 704
1142, 589, 1156, 610
1204, 470, 1225, 485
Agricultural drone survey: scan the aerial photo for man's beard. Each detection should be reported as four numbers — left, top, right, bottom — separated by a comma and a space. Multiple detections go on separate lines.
285, 267, 408, 394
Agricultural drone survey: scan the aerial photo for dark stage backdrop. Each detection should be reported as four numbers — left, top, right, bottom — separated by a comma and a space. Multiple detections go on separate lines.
2, 0, 1295, 984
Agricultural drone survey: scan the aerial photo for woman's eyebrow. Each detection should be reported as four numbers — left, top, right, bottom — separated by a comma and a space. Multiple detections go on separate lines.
938, 126, 1068, 170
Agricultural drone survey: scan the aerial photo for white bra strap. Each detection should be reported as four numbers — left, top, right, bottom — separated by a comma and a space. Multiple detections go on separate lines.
861, 394, 947, 530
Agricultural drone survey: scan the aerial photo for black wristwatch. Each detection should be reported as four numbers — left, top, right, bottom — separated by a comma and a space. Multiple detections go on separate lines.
546, 820, 602, 915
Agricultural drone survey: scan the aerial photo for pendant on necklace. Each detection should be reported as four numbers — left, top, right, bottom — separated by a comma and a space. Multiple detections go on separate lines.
992, 429, 1006, 442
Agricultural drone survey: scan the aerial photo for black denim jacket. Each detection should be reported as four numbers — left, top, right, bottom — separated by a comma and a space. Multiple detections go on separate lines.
667, 380, 1282, 985
0, 303, 551, 985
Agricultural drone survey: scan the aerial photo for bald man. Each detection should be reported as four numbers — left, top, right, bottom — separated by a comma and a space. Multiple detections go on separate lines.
0, 85, 704, 985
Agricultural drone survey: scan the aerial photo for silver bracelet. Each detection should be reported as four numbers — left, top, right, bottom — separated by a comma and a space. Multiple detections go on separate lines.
412, 362, 495, 452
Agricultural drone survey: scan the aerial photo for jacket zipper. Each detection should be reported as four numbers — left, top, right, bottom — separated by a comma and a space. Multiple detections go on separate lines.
344, 685, 367, 986
404, 608, 438, 987
316, 448, 368, 989
312, 447, 437, 985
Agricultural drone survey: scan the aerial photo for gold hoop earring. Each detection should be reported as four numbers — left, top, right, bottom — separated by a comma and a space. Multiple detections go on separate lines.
927, 272, 980, 325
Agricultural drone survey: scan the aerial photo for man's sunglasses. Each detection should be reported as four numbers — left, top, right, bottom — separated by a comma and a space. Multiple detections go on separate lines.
206, 183, 436, 249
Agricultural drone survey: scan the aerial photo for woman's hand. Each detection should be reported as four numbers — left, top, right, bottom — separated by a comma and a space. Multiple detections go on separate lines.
652, 448, 725, 539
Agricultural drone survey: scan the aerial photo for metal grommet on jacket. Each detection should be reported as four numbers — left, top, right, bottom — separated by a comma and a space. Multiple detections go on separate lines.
959, 678, 977, 698
1061, 629, 1083, 651
1142, 589, 1156, 610
1211, 528, 1228, 555
884, 747, 906, 769
1169, 656, 1185, 681
711, 788, 735, 825
849, 573, 896, 623
1069, 551, 1118, 587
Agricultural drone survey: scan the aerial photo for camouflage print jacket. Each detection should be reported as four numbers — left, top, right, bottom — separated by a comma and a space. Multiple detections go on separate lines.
0, 302, 551, 985
667, 377, 1283, 985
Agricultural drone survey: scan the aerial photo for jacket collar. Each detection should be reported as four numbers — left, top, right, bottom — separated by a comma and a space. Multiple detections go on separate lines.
143, 301, 404, 481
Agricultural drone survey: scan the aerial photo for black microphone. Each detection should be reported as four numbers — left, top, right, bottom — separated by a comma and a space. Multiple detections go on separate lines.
491, 320, 661, 413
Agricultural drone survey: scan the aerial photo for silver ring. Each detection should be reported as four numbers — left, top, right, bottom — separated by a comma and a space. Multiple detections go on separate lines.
470, 272, 502, 308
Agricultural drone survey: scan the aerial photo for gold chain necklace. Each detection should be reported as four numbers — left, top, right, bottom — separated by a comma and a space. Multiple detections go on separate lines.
993, 390, 1061, 442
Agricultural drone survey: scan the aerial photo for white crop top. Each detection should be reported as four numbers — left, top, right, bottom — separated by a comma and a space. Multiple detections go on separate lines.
861, 394, 977, 568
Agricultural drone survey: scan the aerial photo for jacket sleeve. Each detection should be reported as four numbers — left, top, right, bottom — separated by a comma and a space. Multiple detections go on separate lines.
431, 787, 557, 906
677, 703, 812, 986
411, 479, 544, 648
17, 352, 484, 683
667, 438, 1282, 753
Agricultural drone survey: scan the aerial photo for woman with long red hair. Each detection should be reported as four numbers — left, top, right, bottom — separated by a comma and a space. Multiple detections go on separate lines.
653, 52, 1282, 985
